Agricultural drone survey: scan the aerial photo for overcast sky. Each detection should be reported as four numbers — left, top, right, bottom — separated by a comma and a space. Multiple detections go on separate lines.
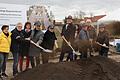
0, 0, 120, 20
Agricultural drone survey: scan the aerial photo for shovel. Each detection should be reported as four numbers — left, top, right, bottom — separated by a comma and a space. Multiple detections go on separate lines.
55, 26, 81, 56
30, 40, 52, 53
62, 36, 80, 56
96, 42, 109, 48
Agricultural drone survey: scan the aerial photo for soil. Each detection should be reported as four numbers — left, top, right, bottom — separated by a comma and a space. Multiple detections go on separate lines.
12, 56, 120, 80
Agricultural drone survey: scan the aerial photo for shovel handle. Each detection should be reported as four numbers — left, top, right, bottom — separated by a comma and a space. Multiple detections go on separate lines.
56, 26, 75, 51
62, 36, 75, 51
96, 42, 109, 48
30, 40, 46, 51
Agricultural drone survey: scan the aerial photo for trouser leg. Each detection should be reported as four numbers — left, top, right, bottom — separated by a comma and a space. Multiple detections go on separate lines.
35, 56, 40, 66
59, 51, 65, 62
29, 56, 35, 68
26, 56, 29, 69
0, 53, 4, 74
42, 53, 49, 64
12, 52, 19, 75
19, 56, 23, 72
2, 54, 8, 73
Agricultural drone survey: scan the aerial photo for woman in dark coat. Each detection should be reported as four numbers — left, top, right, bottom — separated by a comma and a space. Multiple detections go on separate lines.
19, 22, 32, 72
29, 21, 44, 68
41, 25, 57, 64
96, 24, 109, 57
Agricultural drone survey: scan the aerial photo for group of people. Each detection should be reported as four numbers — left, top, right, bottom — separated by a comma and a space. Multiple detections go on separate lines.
0, 15, 109, 78
0, 21, 58, 78
59, 15, 109, 61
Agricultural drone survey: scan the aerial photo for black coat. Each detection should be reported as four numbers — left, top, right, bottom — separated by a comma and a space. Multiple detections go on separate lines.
10, 28, 24, 53
41, 30, 57, 50
61, 23, 76, 53
19, 30, 31, 56
61, 23, 76, 43
96, 31, 109, 46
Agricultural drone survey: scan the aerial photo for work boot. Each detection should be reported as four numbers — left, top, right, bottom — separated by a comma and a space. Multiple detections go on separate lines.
0, 75, 3, 80
13, 71, 18, 77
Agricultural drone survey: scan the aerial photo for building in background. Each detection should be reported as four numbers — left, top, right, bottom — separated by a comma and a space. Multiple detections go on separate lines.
28, 5, 53, 29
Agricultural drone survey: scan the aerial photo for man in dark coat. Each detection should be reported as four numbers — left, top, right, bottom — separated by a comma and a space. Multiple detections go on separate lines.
96, 24, 109, 57
41, 25, 57, 64
29, 21, 44, 68
10, 23, 24, 76
59, 15, 76, 62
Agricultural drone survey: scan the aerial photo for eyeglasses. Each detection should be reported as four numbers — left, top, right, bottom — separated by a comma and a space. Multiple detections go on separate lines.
36, 26, 41, 27
17, 26, 22, 27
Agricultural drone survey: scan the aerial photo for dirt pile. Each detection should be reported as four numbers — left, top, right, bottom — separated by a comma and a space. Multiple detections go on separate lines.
13, 56, 120, 80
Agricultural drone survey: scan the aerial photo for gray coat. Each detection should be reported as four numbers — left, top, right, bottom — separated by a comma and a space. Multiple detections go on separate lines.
75, 29, 90, 53
79, 29, 90, 40
29, 29, 44, 57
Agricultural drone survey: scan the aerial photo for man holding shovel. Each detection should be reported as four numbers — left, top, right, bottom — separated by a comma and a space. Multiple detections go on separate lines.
59, 15, 76, 62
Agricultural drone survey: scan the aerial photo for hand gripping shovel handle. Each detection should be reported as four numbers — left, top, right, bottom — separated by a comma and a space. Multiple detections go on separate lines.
62, 36, 80, 56
56, 26, 80, 55
30, 40, 45, 50
55, 26, 74, 50
96, 42, 118, 54
62, 36, 74, 51
96, 42, 109, 48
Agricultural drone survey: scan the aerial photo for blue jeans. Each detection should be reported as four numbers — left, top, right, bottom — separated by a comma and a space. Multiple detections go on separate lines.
80, 52, 88, 59
66, 52, 74, 61
12, 52, 19, 74
0, 53, 8, 74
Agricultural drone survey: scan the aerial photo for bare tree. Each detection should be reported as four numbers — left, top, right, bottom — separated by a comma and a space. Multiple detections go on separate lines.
74, 10, 86, 19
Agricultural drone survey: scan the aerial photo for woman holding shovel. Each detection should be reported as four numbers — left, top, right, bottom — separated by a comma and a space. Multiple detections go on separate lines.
29, 21, 44, 68
41, 25, 58, 64
96, 24, 109, 57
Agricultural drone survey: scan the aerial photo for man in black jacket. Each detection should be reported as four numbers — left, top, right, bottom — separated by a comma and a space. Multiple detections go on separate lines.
10, 23, 24, 76
59, 16, 76, 62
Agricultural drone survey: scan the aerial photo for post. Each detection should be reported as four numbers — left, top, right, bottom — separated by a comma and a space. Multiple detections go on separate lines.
96, 21, 99, 36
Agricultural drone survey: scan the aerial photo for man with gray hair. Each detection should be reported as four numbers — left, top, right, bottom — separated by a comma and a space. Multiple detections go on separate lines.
10, 22, 24, 76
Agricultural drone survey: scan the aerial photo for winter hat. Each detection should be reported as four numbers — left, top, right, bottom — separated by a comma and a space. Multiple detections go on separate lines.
66, 15, 73, 19
99, 23, 105, 28
34, 21, 41, 26
48, 25, 54, 29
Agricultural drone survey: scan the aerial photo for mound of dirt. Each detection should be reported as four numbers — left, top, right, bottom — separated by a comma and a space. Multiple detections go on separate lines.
13, 56, 120, 80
